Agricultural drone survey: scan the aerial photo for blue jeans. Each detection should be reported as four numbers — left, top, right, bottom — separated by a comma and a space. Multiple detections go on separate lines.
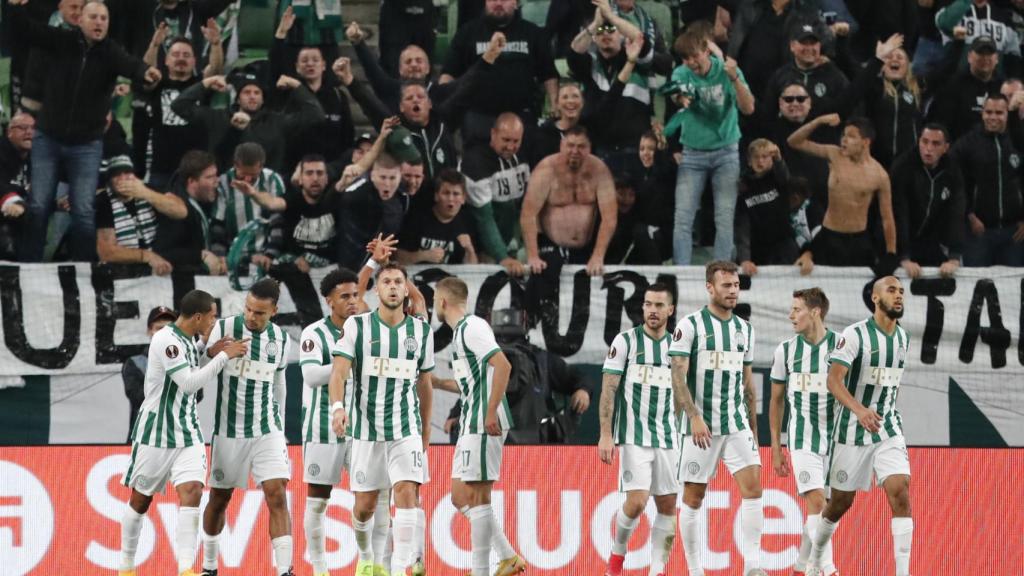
673, 144, 740, 265
20, 130, 102, 262
962, 226, 1024, 267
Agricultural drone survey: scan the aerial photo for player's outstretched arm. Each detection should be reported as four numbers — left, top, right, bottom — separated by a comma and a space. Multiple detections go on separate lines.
787, 113, 841, 159
597, 372, 620, 464
826, 362, 881, 433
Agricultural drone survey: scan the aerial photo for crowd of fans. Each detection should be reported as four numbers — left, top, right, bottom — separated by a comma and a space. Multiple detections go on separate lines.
2, 0, 1024, 282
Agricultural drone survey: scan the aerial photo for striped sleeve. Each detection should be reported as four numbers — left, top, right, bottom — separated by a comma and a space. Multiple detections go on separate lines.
299, 325, 324, 366
668, 316, 695, 356
602, 333, 628, 375
333, 315, 357, 359
770, 341, 788, 383
418, 321, 435, 372
154, 330, 189, 375
829, 325, 861, 368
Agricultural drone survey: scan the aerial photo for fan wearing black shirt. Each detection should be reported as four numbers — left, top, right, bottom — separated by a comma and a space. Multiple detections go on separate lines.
396, 168, 478, 265
336, 153, 406, 270
275, 154, 340, 273
735, 139, 798, 276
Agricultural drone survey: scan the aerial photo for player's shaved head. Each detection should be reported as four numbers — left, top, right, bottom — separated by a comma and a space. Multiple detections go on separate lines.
872, 276, 901, 295
436, 277, 469, 304
494, 112, 524, 133
179, 290, 214, 317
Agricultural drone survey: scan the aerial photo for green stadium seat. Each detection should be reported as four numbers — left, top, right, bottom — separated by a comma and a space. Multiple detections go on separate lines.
638, 0, 674, 44
520, 1, 549, 28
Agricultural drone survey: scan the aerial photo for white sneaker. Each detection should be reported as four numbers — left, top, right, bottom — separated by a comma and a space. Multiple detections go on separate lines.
746, 570, 770, 576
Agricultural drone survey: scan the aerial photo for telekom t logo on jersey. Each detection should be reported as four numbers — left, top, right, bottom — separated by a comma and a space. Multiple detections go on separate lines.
0, 461, 54, 575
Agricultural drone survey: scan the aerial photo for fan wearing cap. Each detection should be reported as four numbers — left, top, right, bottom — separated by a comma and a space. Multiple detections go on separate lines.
96, 153, 187, 275
928, 35, 1006, 140
170, 69, 325, 173
763, 24, 849, 119
121, 305, 178, 440
937, 0, 1021, 75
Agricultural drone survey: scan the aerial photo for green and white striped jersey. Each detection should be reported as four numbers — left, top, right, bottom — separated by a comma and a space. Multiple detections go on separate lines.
210, 316, 290, 438
602, 325, 677, 448
450, 315, 514, 436
131, 325, 205, 448
668, 307, 755, 436
770, 330, 838, 455
299, 316, 354, 444
332, 310, 435, 441
214, 167, 286, 238
829, 317, 910, 446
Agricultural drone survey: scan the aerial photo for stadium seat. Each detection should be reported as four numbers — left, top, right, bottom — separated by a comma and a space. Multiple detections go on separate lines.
238, 1, 276, 51
520, 1, 550, 28
638, 0, 674, 44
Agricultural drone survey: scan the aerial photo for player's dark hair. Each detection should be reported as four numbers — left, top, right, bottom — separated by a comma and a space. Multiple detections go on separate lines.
320, 268, 359, 298
844, 116, 876, 141
985, 92, 1010, 105
179, 290, 214, 317
921, 122, 951, 143
178, 150, 217, 182
375, 261, 408, 281
249, 278, 281, 304
645, 282, 676, 305
299, 153, 327, 171
793, 287, 830, 320
705, 260, 739, 283
435, 168, 466, 192
167, 36, 194, 54
436, 276, 469, 303
233, 142, 266, 167
564, 124, 590, 140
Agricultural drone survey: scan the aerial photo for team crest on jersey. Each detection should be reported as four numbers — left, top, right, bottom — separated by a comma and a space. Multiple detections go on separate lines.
735, 330, 745, 351
673, 328, 682, 342
307, 463, 321, 477
814, 83, 826, 97
165, 345, 179, 359
836, 470, 848, 483
799, 471, 811, 484
686, 461, 700, 475
302, 339, 315, 353
607, 347, 617, 359
266, 342, 278, 357
1012, 154, 1021, 169
902, 91, 914, 104
404, 336, 419, 353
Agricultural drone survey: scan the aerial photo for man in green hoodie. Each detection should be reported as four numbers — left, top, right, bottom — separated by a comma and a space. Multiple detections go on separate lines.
666, 29, 755, 265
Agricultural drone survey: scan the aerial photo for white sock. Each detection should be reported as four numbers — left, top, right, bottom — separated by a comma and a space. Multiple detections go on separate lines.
649, 513, 676, 576
391, 508, 418, 573
794, 514, 817, 571
381, 523, 394, 571
352, 516, 375, 562
119, 506, 145, 571
892, 517, 913, 576
304, 497, 328, 574
201, 531, 219, 571
740, 497, 763, 573
415, 506, 426, 560
808, 516, 838, 568
611, 508, 640, 556
372, 490, 391, 567
679, 504, 703, 576
468, 505, 494, 576
272, 535, 293, 575
490, 511, 517, 560
176, 507, 200, 573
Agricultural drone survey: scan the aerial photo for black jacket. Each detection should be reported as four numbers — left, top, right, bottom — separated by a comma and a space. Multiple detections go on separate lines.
952, 124, 1024, 229
171, 81, 325, 173
763, 59, 850, 119
153, 181, 211, 271
352, 41, 461, 114
890, 149, 966, 261
567, 48, 654, 152
728, 0, 829, 95
11, 6, 148, 144
839, 57, 922, 167
735, 160, 794, 263
928, 68, 1003, 141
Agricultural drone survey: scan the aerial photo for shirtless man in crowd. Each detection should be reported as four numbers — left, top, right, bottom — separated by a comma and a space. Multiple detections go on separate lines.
788, 114, 897, 275
520, 126, 618, 276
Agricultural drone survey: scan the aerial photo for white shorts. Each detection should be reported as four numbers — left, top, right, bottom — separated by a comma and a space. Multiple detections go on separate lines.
451, 432, 507, 482
349, 436, 425, 492
679, 428, 761, 483
209, 433, 291, 489
618, 444, 681, 496
122, 443, 207, 496
829, 435, 911, 492
790, 449, 829, 495
303, 441, 351, 485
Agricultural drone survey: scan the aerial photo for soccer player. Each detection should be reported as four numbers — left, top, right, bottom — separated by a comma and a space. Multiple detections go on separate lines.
299, 267, 369, 576
807, 276, 913, 576
768, 288, 839, 576
329, 262, 434, 576
433, 276, 526, 576
119, 290, 248, 576
201, 279, 295, 576
598, 283, 680, 576
669, 261, 767, 576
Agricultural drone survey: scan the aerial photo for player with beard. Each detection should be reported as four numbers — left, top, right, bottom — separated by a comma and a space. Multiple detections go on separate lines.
434, 276, 526, 576
520, 126, 618, 276
598, 283, 680, 576
275, 154, 339, 272
329, 263, 434, 576
806, 276, 914, 576
669, 261, 767, 576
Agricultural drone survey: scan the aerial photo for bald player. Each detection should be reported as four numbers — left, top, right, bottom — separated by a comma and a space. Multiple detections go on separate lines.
520, 126, 618, 277
788, 114, 898, 276
806, 277, 913, 576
